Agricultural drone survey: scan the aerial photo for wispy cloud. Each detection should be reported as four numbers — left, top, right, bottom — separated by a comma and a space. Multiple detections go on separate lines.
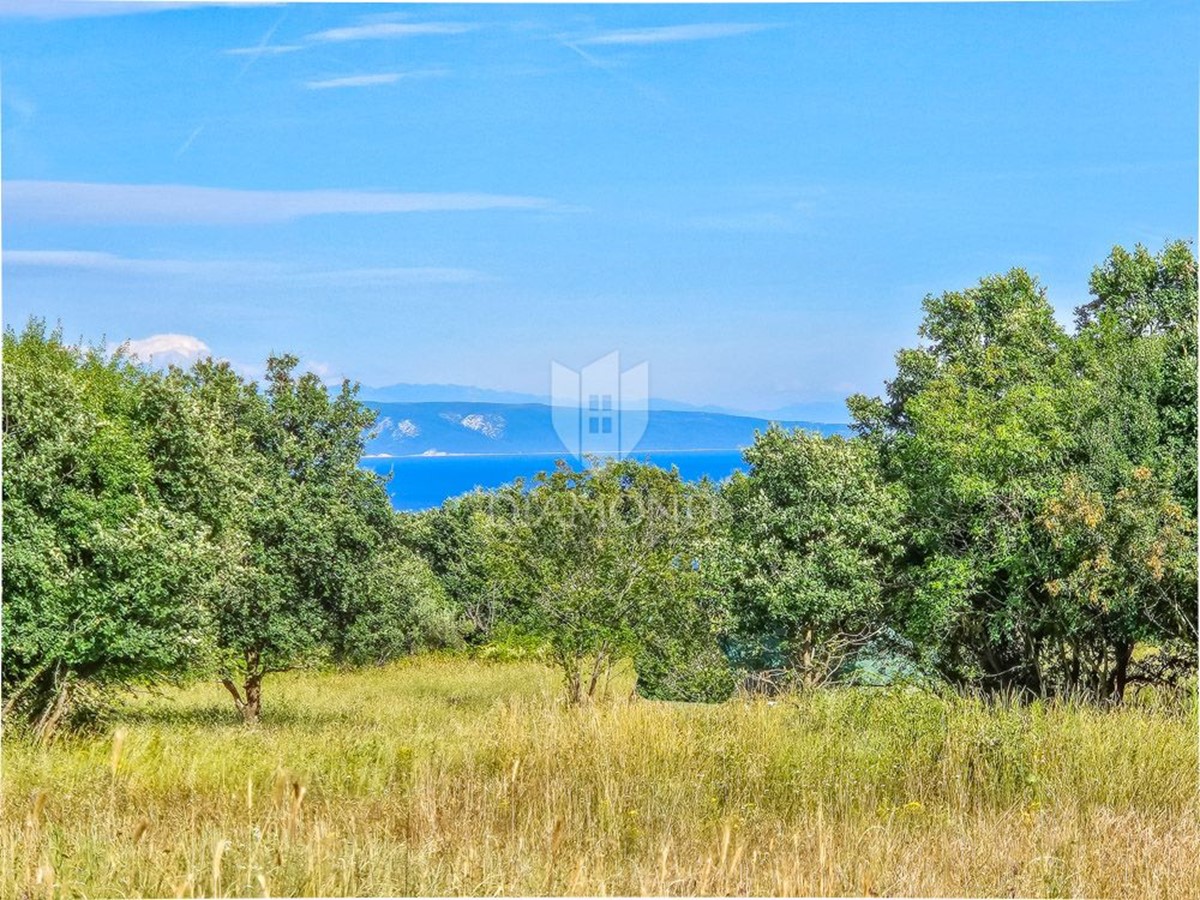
558, 40, 666, 104
298, 267, 491, 286
576, 23, 770, 46
5, 250, 493, 286
304, 70, 448, 90
224, 43, 301, 57
4, 181, 559, 226
177, 13, 289, 160
4, 249, 255, 277
174, 123, 206, 158
0, 0, 281, 20
217, 14, 471, 70
306, 73, 403, 90
305, 21, 472, 43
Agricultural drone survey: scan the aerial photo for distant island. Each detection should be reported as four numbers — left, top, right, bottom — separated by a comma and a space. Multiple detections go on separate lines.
363, 400, 851, 457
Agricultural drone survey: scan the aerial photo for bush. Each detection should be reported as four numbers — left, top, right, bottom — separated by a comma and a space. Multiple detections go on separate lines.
339, 548, 463, 665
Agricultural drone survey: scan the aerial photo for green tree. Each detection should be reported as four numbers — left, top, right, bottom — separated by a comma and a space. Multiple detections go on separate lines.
849, 270, 1076, 695
402, 490, 513, 642
1074, 240, 1197, 517
483, 458, 719, 704
1041, 467, 1195, 699
2, 322, 211, 734
336, 545, 462, 666
1039, 240, 1199, 697
715, 426, 902, 689
849, 244, 1197, 700
182, 355, 400, 722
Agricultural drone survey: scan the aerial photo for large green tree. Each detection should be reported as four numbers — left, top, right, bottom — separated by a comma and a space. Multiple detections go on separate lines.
182, 354, 415, 722
1045, 241, 1199, 696
1072, 240, 1196, 517
848, 243, 1197, 700
849, 270, 1079, 694
2, 323, 212, 734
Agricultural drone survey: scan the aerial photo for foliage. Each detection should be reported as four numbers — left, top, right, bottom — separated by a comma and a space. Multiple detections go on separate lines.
400, 490, 512, 642
3, 239, 1195, 726
713, 427, 903, 688
337, 546, 463, 666
1, 323, 213, 734
480, 458, 721, 703
2, 328, 462, 728
847, 242, 1197, 699
177, 354, 406, 721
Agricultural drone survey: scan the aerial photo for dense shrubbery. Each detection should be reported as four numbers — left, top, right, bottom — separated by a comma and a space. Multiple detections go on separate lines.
3, 241, 1195, 729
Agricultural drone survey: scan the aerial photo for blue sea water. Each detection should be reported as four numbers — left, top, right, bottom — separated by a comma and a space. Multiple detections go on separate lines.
361, 450, 749, 512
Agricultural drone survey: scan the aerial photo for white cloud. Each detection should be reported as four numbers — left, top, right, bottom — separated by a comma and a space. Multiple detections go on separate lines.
306, 73, 402, 90
225, 44, 302, 56
0, 0, 280, 20
305, 21, 472, 43
4, 249, 256, 277
299, 266, 491, 286
5, 249, 493, 285
577, 23, 769, 46
123, 333, 211, 366
304, 70, 448, 90
120, 334, 265, 381
4, 181, 558, 226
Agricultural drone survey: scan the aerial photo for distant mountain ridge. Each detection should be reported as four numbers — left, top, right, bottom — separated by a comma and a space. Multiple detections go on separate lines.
359, 383, 545, 405
358, 383, 850, 424
363, 400, 850, 457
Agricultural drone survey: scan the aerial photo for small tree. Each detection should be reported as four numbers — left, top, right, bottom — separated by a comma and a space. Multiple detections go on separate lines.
716, 426, 902, 689
484, 459, 716, 703
402, 490, 512, 642
335, 545, 463, 666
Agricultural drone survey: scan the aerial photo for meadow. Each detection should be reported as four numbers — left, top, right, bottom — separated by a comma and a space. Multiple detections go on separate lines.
3, 656, 1198, 898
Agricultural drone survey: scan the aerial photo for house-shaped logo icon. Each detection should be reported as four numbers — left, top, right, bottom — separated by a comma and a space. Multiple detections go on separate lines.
550, 352, 649, 459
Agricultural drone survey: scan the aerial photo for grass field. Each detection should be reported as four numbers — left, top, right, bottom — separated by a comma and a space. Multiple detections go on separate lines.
3, 656, 1198, 898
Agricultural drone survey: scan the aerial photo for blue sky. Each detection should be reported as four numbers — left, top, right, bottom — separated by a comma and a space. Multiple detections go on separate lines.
2, 0, 1196, 419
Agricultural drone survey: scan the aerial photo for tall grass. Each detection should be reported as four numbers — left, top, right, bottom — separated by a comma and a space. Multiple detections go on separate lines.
3, 657, 1197, 897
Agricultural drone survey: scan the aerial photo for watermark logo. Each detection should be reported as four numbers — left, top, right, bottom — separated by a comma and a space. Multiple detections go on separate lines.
551, 351, 648, 460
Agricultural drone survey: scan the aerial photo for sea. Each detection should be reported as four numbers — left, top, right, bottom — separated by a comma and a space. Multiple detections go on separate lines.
361, 450, 749, 512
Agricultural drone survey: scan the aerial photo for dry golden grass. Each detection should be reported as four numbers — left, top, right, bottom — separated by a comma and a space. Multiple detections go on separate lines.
3, 656, 1198, 898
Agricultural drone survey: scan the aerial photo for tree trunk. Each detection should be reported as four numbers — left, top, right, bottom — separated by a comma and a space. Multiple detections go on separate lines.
241, 649, 264, 723
33, 663, 73, 743
1109, 640, 1133, 704
586, 649, 608, 701
220, 677, 246, 717
221, 649, 265, 724
565, 668, 581, 705
242, 672, 262, 723
1068, 639, 1081, 696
